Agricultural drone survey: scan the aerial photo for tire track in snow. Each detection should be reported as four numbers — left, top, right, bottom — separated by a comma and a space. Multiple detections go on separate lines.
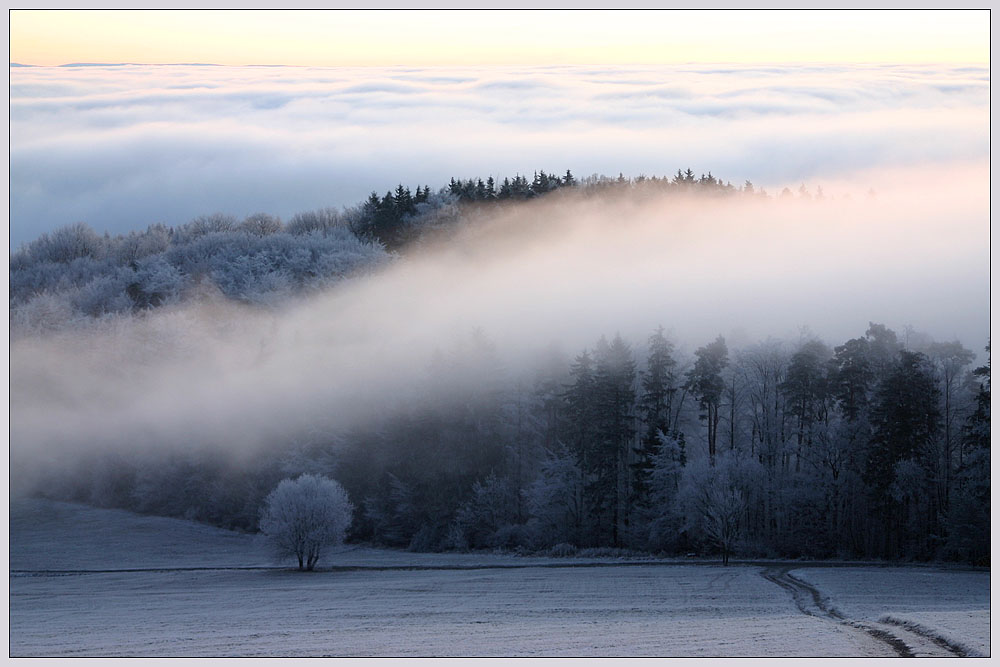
879, 616, 982, 657
760, 566, 963, 658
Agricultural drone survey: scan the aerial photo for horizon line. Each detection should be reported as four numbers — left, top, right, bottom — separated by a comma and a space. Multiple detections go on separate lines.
10, 60, 989, 69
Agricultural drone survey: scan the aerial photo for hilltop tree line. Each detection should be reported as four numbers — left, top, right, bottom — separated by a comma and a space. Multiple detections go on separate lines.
350, 168, 759, 250
11, 167, 779, 332
44, 323, 990, 565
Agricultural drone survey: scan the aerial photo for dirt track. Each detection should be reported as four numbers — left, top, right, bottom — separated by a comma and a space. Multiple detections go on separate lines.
761, 566, 967, 658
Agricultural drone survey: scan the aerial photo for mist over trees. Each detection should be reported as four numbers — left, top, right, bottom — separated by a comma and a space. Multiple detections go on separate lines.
25, 320, 989, 564
10, 167, 762, 334
10, 168, 989, 565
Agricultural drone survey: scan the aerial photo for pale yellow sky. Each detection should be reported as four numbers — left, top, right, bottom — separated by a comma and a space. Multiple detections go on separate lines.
10, 9, 990, 66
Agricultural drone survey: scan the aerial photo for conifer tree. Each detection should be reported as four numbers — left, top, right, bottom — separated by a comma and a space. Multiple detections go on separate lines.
686, 336, 729, 466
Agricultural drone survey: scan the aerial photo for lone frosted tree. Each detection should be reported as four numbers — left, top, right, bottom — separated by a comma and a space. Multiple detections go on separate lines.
259, 474, 354, 571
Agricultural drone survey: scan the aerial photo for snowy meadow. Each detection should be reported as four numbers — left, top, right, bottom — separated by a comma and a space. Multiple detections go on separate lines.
10, 499, 989, 657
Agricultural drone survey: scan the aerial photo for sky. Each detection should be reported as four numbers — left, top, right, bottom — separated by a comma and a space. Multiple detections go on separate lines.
10, 10, 990, 67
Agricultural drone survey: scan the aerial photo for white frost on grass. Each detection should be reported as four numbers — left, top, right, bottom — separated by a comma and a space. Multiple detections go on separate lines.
8, 499, 987, 657
792, 567, 990, 657
879, 614, 987, 657
11, 566, 892, 657
10, 497, 272, 570
9, 498, 657, 571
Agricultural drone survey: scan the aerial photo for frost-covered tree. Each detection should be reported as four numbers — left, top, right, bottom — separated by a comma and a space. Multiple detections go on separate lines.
19, 221, 106, 264
686, 336, 729, 466
780, 339, 832, 472
286, 208, 343, 236
678, 452, 750, 564
526, 445, 586, 548
591, 334, 637, 547
634, 327, 680, 502
259, 474, 354, 571
239, 212, 282, 236
946, 342, 990, 564
449, 472, 519, 550
645, 431, 686, 551
867, 350, 941, 558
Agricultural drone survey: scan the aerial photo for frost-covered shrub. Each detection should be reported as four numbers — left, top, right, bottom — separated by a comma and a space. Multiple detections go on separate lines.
259, 474, 354, 571
676, 452, 751, 565
10, 292, 79, 335
129, 255, 186, 309
239, 212, 282, 236
10, 256, 110, 305
450, 473, 518, 550
546, 542, 578, 557
490, 523, 531, 550
210, 253, 295, 304
525, 447, 585, 548
72, 272, 134, 317
173, 213, 238, 244
111, 224, 171, 264
9, 260, 66, 304
11, 212, 389, 331
408, 523, 446, 553
286, 208, 342, 236
643, 432, 687, 552
362, 474, 421, 548
20, 222, 106, 264
180, 229, 386, 302
576, 547, 644, 559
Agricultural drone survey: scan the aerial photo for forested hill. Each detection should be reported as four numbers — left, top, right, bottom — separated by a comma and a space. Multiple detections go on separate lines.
10, 167, 989, 566
10, 168, 764, 333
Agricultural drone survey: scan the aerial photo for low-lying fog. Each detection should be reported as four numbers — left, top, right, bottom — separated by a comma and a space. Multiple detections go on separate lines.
10, 161, 989, 488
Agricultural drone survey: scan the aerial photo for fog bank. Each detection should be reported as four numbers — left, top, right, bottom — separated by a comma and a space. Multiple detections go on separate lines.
10, 162, 989, 489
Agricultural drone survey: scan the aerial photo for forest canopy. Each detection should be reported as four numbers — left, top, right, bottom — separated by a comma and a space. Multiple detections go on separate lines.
10, 168, 763, 334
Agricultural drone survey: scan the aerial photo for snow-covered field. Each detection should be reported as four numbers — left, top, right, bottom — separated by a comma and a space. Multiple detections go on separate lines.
9, 499, 990, 657
794, 567, 991, 657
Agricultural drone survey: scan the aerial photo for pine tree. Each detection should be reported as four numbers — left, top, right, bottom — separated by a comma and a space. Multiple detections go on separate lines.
781, 340, 832, 472
686, 336, 729, 466
947, 342, 990, 563
832, 337, 875, 422
564, 349, 597, 471
634, 327, 679, 505
867, 349, 941, 558
393, 184, 414, 217
592, 334, 637, 547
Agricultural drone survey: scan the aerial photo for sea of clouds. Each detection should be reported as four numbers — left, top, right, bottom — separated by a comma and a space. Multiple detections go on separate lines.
9, 63, 989, 246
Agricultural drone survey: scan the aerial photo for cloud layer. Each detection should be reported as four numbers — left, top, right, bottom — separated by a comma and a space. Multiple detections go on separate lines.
10, 63, 989, 246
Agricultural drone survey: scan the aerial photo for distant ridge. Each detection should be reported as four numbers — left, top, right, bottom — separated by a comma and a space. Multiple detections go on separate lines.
10, 62, 313, 68
58, 62, 223, 67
